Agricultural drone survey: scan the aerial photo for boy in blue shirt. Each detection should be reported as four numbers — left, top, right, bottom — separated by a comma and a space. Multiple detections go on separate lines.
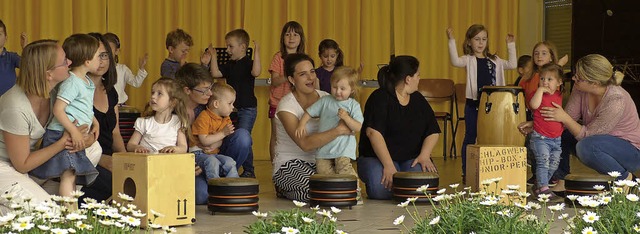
0, 20, 27, 96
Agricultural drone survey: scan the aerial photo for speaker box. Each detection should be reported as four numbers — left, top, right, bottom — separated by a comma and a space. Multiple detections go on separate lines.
112, 152, 196, 227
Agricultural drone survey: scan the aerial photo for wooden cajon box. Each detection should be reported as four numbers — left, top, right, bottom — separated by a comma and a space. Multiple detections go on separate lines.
466, 145, 527, 197
112, 152, 196, 227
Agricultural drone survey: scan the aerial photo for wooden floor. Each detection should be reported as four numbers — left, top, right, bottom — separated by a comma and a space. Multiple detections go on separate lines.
171, 155, 596, 233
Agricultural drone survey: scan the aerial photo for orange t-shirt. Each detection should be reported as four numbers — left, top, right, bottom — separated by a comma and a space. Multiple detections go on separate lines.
190, 109, 232, 154
268, 52, 291, 107
520, 72, 540, 109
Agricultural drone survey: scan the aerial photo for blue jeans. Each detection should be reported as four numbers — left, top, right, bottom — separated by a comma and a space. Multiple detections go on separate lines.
576, 135, 640, 180
235, 107, 256, 173
219, 128, 252, 171
195, 174, 208, 205
357, 156, 423, 200
461, 100, 479, 176
552, 129, 577, 180
194, 151, 239, 180
530, 130, 562, 188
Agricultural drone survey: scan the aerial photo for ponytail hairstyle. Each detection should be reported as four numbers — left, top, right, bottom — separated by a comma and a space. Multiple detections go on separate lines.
462, 24, 496, 60
318, 39, 344, 67
575, 54, 624, 86
378, 55, 419, 96
142, 78, 192, 142
539, 63, 565, 93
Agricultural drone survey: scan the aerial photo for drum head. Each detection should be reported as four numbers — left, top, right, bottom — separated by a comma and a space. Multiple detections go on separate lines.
310, 174, 358, 182
393, 172, 439, 179
208, 178, 259, 186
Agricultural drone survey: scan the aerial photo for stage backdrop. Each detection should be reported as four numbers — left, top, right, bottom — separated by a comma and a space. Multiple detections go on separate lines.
1, 0, 542, 160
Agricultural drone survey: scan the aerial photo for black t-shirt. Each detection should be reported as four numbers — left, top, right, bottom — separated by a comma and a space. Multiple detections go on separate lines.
220, 56, 257, 108
94, 88, 118, 156
358, 89, 441, 161
476, 57, 496, 99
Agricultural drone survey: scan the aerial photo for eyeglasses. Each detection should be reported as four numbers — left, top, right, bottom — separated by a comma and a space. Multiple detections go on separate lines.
191, 84, 214, 95
99, 52, 110, 61
51, 58, 69, 70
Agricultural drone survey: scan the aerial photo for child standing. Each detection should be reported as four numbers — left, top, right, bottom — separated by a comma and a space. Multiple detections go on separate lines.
295, 66, 363, 177
161, 29, 194, 79
529, 63, 564, 196
29, 34, 104, 196
316, 39, 344, 93
447, 25, 517, 179
126, 78, 190, 153
191, 83, 240, 180
269, 21, 305, 162
103, 32, 149, 104
206, 29, 260, 178
0, 20, 27, 96
519, 41, 565, 108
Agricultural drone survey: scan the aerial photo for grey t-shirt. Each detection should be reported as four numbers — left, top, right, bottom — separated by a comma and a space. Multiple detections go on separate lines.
0, 86, 46, 162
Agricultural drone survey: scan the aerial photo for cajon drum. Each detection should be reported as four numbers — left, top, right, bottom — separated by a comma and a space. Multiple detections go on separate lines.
208, 178, 259, 214
392, 172, 439, 203
565, 173, 613, 202
466, 145, 527, 199
112, 152, 195, 227
309, 174, 357, 208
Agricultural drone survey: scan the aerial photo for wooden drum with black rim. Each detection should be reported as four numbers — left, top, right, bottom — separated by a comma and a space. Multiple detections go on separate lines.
309, 174, 358, 208
208, 178, 259, 214
565, 173, 613, 201
392, 172, 439, 203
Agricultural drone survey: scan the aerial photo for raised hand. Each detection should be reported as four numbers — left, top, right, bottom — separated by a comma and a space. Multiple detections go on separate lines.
446, 28, 454, 40
506, 33, 515, 43
139, 53, 148, 69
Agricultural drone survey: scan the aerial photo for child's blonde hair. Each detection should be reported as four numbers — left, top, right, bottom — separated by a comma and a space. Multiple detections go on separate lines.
165, 28, 194, 49
225, 29, 250, 47
62, 34, 99, 69
462, 24, 496, 60
142, 78, 191, 139
539, 63, 565, 92
575, 54, 625, 86
210, 82, 236, 102
330, 66, 359, 98
18, 39, 59, 98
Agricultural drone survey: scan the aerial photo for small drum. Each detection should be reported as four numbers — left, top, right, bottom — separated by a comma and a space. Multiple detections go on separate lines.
392, 172, 439, 203
565, 173, 613, 202
477, 86, 526, 146
207, 178, 259, 214
309, 174, 358, 208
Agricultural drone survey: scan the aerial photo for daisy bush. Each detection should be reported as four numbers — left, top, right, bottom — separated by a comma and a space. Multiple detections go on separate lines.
395, 178, 557, 234
244, 200, 348, 234
560, 171, 640, 234
0, 191, 176, 234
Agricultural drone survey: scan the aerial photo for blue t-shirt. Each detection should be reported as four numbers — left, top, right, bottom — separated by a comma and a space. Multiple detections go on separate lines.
47, 72, 95, 131
476, 57, 496, 99
160, 59, 180, 79
0, 48, 21, 96
306, 95, 363, 160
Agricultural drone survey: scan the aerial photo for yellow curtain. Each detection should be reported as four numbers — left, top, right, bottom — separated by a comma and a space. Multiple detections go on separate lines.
2, 0, 536, 160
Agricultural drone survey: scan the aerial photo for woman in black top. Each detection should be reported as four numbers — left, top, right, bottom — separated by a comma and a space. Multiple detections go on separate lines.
80, 33, 126, 202
358, 55, 440, 200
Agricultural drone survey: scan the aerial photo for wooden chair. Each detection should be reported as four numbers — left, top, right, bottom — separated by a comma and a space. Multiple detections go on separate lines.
451, 83, 467, 157
418, 79, 455, 159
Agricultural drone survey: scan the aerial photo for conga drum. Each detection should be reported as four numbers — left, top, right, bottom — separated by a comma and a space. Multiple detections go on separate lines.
309, 174, 358, 208
207, 178, 259, 214
477, 86, 526, 146
392, 172, 439, 203
564, 174, 613, 203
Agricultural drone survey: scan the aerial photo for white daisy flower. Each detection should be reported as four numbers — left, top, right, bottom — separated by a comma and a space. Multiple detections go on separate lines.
393, 215, 405, 225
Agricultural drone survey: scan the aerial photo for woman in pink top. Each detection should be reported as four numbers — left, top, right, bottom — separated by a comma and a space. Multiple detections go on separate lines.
520, 54, 640, 182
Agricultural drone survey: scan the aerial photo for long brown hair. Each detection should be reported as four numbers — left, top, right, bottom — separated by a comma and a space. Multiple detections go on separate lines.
462, 24, 496, 60
141, 78, 192, 141
279, 21, 305, 58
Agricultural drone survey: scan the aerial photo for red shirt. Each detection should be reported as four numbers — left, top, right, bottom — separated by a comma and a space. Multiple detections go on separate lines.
533, 91, 563, 138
